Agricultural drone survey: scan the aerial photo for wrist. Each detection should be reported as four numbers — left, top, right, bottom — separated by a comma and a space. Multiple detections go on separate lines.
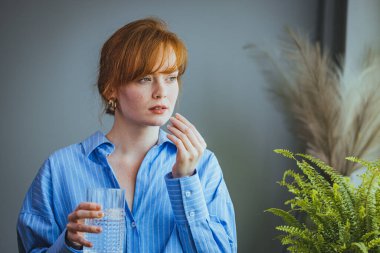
172, 169, 195, 178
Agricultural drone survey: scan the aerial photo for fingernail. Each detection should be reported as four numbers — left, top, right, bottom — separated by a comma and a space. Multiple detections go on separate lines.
97, 227, 102, 232
97, 212, 104, 218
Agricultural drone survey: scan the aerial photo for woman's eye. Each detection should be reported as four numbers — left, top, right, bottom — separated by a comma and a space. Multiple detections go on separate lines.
168, 76, 178, 82
138, 77, 152, 84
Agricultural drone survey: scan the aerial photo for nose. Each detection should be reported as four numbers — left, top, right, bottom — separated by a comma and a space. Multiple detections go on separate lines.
152, 78, 167, 99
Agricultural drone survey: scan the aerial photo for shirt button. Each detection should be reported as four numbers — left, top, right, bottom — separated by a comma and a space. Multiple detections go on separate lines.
189, 211, 195, 217
131, 221, 136, 228
185, 191, 191, 197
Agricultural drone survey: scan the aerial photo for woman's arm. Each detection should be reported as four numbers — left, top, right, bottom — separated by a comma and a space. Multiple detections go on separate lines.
165, 153, 237, 253
17, 159, 81, 253
166, 113, 237, 252
17, 158, 103, 253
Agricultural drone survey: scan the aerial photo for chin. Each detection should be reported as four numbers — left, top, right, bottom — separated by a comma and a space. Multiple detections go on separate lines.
144, 117, 170, 127
147, 112, 172, 126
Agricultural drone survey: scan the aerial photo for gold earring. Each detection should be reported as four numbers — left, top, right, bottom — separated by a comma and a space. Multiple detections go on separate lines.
106, 98, 117, 114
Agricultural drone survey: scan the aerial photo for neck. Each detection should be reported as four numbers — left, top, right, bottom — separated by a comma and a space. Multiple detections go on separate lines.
106, 115, 160, 157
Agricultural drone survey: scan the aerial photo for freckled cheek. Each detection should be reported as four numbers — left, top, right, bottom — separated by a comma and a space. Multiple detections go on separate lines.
122, 93, 145, 111
169, 94, 178, 105
168, 87, 179, 104
128, 93, 144, 101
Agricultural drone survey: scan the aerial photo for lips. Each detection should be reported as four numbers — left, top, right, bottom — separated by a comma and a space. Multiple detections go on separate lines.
149, 105, 168, 115
149, 105, 168, 110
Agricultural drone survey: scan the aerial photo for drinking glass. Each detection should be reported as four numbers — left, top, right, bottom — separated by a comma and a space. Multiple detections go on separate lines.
84, 188, 126, 253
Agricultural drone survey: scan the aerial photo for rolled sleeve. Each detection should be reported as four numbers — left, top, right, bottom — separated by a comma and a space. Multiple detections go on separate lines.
48, 229, 83, 253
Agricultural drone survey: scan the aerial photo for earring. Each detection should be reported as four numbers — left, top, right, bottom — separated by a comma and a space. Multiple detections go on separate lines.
106, 98, 117, 114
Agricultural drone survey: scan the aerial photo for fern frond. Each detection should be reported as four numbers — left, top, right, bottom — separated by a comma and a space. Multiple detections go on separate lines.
350, 242, 369, 253
278, 224, 325, 253
265, 208, 302, 228
361, 231, 380, 243
367, 237, 380, 249
274, 149, 296, 160
364, 171, 380, 232
269, 151, 380, 252
296, 160, 337, 211
280, 169, 313, 196
296, 153, 359, 235
346, 157, 372, 169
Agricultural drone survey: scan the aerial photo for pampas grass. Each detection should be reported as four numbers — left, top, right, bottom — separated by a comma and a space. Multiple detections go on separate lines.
247, 29, 380, 176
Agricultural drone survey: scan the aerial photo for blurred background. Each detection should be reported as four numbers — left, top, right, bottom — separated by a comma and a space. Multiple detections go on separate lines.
1, 0, 379, 252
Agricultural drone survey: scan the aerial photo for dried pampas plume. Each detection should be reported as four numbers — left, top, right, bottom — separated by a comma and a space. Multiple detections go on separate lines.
246, 29, 380, 176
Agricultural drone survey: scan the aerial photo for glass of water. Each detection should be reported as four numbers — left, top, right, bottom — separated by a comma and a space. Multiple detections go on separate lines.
84, 188, 126, 253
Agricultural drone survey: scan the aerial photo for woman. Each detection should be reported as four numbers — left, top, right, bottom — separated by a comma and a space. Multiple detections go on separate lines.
17, 18, 237, 253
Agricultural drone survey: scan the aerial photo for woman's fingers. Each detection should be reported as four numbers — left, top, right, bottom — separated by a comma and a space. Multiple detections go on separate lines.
74, 202, 101, 211
169, 116, 204, 152
167, 134, 187, 156
67, 222, 102, 233
174, 113, 207, 148
167, 134, 193, 178
68, 210, 104, 222
167, 113, 208, 178
167, 125, 197, 154
66, 202, 104, 248
68, 233, 93, 248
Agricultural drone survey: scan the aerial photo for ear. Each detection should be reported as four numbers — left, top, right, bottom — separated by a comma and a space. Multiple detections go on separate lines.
106, 86, 118, 100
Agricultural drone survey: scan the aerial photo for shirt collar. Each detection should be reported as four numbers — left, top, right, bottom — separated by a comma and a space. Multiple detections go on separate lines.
82, 131, 114, 158
158, 128, 174, 146
82, 129, 174, 158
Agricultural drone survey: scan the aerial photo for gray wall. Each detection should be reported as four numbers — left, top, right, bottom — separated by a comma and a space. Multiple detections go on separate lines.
345, 0, 380, 73
0, 0, 319, 252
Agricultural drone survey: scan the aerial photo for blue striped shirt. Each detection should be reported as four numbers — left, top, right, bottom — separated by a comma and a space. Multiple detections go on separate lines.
17, 129, 237, 252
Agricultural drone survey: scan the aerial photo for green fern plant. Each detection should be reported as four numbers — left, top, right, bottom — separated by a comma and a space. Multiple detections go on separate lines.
269, 149, 380, 253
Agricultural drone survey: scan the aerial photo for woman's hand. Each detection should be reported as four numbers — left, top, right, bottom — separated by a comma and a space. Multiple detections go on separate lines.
167, 113, 207, 178
66, 202, 104, 248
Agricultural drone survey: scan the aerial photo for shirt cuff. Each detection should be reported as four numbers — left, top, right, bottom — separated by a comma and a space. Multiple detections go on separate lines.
165, 170, 209, 225
48, 228, 83, 253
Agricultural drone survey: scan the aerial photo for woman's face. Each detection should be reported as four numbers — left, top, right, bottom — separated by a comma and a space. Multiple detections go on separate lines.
114, 49, 179, 127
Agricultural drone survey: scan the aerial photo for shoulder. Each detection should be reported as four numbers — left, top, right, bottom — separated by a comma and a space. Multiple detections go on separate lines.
46, 142, 84, 169
46, 130, 106, 167
38, 130, 103, 179
28, 143, 83, 187
39, 131, 110, 176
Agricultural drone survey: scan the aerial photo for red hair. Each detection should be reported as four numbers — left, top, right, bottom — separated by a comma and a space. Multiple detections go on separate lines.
97, 18, 188, 115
